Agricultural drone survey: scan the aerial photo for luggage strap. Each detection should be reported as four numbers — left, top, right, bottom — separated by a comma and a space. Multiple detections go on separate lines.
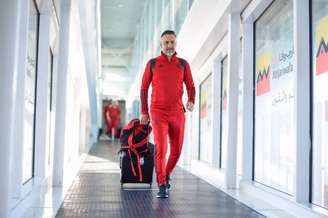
121, 125, 151, 182
120, 146, 143, 182
128, 129, 149, 149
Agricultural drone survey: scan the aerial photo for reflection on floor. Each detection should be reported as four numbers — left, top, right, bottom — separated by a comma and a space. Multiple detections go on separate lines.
55, 140, 265, 218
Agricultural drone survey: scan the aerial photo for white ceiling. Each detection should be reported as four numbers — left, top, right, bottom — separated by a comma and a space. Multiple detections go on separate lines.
101, 0, 147, 98
100, 0, 253, 98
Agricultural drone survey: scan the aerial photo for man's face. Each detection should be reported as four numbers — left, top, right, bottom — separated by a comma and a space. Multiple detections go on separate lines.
160, 34, 176, 57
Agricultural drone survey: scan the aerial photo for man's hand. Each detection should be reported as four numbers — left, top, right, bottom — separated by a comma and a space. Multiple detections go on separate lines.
140, 114, 150, 125
186, 102, 194, 112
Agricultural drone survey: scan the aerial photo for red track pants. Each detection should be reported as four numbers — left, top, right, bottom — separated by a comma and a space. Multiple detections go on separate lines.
107, 119, 119, 136
151, 108, 185, 186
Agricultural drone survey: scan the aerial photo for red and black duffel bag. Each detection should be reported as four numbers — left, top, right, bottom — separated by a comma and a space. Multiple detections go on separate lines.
119, 119, 154, 187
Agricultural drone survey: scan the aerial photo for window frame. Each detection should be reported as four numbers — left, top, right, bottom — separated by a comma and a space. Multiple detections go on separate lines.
23, 0, 40, 185
198, 72, 213, 162
219, 55, 228, 168
252, 0, 295, 196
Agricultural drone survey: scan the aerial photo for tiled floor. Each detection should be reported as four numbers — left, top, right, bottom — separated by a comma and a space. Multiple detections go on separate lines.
55, 140, 265, 218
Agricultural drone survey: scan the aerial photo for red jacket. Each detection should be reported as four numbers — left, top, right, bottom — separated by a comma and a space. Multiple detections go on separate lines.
108, 105, 121, 120
140, 52, 195, 115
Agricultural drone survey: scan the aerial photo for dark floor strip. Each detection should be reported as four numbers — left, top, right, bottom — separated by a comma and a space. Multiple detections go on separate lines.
56, 140, 265, 218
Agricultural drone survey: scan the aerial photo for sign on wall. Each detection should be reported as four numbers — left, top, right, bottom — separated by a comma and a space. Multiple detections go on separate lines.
254, 0, 295, 195
316, 16, 328, 75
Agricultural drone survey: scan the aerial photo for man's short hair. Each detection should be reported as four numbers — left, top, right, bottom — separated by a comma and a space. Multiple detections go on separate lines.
161, 30, 176, 37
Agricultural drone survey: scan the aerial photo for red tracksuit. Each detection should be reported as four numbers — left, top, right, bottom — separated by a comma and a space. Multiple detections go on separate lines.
140, 52, 195, 185
105, 104, 121, 136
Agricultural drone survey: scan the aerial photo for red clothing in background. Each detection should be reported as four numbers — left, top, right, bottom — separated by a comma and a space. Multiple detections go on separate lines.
105, 104, 121, 136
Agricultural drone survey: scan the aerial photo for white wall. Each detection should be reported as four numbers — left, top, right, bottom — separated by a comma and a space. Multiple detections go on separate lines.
177, 0, 327, 217
2, 0, 100, 217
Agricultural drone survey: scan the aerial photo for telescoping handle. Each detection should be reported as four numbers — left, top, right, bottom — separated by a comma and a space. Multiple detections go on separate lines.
146, 123, 151, 147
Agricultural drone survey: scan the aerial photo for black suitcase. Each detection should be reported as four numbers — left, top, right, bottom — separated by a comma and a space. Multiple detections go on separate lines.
119, 142, 154, 187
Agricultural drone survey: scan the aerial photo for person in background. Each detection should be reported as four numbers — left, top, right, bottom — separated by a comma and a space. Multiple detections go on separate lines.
105, 100, 121, 139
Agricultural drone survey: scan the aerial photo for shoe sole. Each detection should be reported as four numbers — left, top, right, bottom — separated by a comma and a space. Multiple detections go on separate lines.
156, 195, 168, 198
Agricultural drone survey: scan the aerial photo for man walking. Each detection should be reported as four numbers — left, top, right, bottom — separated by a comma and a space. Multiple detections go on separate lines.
140, 30, 195, 198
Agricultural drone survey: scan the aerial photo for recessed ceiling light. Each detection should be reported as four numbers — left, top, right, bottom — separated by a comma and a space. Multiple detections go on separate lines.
117, 3, 124, 8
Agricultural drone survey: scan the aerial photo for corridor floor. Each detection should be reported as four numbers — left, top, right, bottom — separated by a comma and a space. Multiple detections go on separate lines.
55, 140, 265, 218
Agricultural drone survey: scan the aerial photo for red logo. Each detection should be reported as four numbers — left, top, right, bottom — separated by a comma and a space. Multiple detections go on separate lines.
256, 65, 271, 96
316, 37, 328, 75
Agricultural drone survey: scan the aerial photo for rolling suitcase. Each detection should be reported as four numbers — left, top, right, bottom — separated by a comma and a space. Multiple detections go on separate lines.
119, 142, 154, 187
119, 119, 154, 188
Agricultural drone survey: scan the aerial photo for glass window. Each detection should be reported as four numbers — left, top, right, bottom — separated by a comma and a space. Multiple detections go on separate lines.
173, 0, 189, 34
156, 0, 162, 26
254, 0, 295, 195
163, 0, 171, 30
132, 99, 140, 119
311, 0, 328, 209
189, 0, 194, 9
199, 73, 213, 163
141, 18, 146, 57
22, 0, 39, 184
46, 49, 54, 166
147, 2, 152, 52
220, 57, 228, 168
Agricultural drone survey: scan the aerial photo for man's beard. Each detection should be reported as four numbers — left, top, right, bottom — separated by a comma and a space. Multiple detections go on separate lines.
165, 49, 175, 56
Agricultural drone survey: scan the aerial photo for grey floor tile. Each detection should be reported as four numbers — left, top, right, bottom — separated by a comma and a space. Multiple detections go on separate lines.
56, 140, 266, 218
